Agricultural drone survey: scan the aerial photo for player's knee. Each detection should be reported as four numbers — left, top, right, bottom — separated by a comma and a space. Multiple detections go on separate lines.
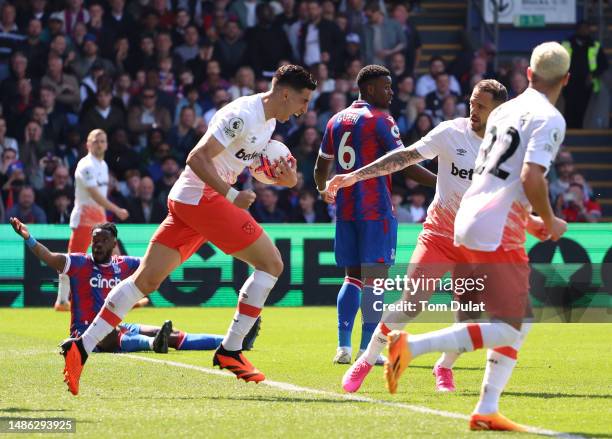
258, 248, 284, 277
494, 322, 521, 346
134, 276, 161, 295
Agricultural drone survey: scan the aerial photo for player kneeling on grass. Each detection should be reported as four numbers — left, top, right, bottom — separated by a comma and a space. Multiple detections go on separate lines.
9, 218, 261, 356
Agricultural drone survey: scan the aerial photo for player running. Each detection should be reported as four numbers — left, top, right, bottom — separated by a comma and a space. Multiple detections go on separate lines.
59, 65, 316, 395
314, 65, 436, 365
329, 79, 533, 394
11, 218, 261, 354
344, 42, 569, 431
55, 129, 129, 311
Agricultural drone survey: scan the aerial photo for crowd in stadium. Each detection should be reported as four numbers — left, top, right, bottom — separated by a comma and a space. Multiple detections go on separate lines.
0, 0, 604, 225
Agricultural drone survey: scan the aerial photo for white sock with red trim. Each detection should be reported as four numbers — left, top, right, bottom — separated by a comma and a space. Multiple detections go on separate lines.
408, 322, 520, 358
434, 323, 465, 369
81, 278, 144, 354
474, 322, 532, 414
222, 270, 277, 351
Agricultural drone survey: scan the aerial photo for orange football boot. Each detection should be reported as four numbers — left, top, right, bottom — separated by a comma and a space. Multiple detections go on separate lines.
469, 413, 527, 432
60, 338, 88, 395
213, 345, 265, 383
384, 330, 412, 394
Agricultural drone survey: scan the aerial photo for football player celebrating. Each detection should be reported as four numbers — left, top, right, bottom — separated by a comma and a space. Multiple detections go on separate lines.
60, 65, 316, 395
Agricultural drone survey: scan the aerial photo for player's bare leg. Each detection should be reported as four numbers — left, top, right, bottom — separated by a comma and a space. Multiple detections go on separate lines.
212, 233, 283, 383
60, 242, 181, 395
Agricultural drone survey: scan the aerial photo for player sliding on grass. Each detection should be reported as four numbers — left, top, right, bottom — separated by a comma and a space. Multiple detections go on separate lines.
59, 64, 316, 395
314, 64, 436, 365
10, 219, 261, 355
330, 42, 570, 431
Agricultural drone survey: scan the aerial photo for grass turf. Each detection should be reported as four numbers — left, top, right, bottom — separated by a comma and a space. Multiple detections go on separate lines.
0, 307, 610, 438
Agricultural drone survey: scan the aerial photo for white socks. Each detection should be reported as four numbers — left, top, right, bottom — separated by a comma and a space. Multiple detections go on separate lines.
475, 322, 532, 414
408, 322, 520, 358
222, 270, 277, 351
81, 278, 145, 354
57, 273, 70, 303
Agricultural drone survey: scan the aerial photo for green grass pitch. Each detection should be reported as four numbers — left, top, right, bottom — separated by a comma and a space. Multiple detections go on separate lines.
0, 307, 610, 438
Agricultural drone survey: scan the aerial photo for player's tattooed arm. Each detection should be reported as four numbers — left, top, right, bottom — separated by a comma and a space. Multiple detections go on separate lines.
352, 146, 425, 182
9, 217, 67, 272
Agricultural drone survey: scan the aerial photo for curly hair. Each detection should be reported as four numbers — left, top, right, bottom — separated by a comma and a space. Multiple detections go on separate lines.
356, 64, 391, 88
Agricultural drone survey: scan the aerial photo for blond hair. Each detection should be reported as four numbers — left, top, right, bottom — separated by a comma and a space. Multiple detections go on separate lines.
530, 42, 570, 82
87, 129, 106, 144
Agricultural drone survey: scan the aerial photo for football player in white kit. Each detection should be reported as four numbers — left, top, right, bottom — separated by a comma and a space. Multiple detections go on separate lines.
382, 42, 570, 431
60, 65, 316, 396
55, 129, 129, 311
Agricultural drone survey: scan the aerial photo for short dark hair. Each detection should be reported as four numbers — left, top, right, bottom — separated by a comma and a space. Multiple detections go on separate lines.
364, 1, 381, 12
93, 222, 118, 238
274, 64, 317, 91
474, 79, 508, 103
356, 64, 390, 88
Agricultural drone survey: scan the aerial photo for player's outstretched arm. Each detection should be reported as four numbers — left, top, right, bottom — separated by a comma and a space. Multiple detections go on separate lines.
326, 146, 425, 196
9, 217, 67, 272
187, 134, 255, 209
521, 162, 567, 241
314, 154, 335, 203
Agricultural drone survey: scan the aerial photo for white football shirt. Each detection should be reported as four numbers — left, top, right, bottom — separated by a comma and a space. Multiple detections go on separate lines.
454, 88, 565, 251
70, 153, 109, 228
413, 117, 482, 240
169, 94, 276, 205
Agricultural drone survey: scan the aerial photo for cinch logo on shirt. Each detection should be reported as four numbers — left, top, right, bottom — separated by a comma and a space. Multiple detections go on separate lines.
235, 148, 260, 161
451, 162, 474, 180
89, 274, 121, 289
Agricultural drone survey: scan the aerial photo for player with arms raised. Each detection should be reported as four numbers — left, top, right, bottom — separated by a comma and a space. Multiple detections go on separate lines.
60, 65, 316, 395
314, 65, 435, 365
381, 42, 569, 431
55, 129, 129, 311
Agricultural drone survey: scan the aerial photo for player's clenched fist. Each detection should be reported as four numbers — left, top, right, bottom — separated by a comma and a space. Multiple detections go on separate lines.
9, 217, 30, 239
548, 217, 567, 242
234, 190, 256, 209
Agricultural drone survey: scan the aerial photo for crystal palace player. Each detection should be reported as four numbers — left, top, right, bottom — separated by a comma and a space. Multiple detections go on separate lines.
10, 219, 259, 355
55, 129, 129, 311
380, 42, 570, 431
60, 65, 316, 395
314, 65, 436, 365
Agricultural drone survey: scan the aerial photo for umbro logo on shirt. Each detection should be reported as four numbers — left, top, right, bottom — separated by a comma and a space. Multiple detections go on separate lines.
456, 148, 467, 156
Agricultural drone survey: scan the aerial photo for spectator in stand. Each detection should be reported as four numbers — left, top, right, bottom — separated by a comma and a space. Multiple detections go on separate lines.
127, 175, 167, 223
343, 32, 362, 64
406, 187, 427, 223
406, 112, 433, 144
200, 59, 230, 98
508, 70, 528, 98
0, 147, 19, 189
174, 84, 203, 123
392, 3, 421, 76
174, 24, 200, 63
53, 0, 89, 35
389, 52, 408, 83
458, 56, 488, 97
20, 19, 48, 79
0, 3, 26, 70
390, 74, 415, 121
0, 117, 18, 156
317, 91, 346, 131
435, 94, 462, 125
361, 1, 405, 66
168, 106, 199, 160
228, 66, 255, 100
549, 151, 574, 206
228, 0, 261, 30
215, 19, 247, 79
245, 3, 292, 78
1, 52, 30, 114
6, 78, 35, 139
415, 56, 461, 97
5, 184, 46, 223
132, 34, 156, 76
299, 0, 344, 76
19, 0, 50, 30
46, 187, 72, 224
106, 128, 140, 179
290, 188, 331, 223
557, 182, 601, 223
294, 126, 321, 187
155, 31, 183, 72
113, 72, 133, 111
1, 159, 26, 210
38, 86, 68, 145
71, 33, 114, 81
562, 21, 609, 128
570, 172, 593, 200
170, 8, 190, 46
203, 88, 231, 124
127, 86, 172, 147
20, 120, 52, 187
80, 85, 126, 137
41, 52, 80, 113
391, 186, 413, 223
104, 0, 135, 45
119, 168, 141, 201
251, 186, 287, 223
424, 72, 464, 125
37, 164, 73, 211
154, 154, 180, 203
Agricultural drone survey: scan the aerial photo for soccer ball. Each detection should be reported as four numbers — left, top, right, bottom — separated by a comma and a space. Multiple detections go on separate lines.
249, 140, 294, 184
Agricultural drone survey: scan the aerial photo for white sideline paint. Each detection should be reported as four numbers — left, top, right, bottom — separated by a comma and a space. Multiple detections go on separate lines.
121, 354, 583, 439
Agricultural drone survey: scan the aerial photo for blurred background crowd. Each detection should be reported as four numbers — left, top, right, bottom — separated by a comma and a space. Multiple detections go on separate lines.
0, 0, 607, 226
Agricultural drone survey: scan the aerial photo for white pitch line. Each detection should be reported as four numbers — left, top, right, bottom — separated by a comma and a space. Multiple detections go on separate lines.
121, 354, 583, 439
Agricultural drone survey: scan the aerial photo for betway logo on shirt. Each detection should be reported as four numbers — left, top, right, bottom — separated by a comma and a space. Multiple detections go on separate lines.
235, 148, 260, 161
451, 162, 474, 180
90, 274, 121, 289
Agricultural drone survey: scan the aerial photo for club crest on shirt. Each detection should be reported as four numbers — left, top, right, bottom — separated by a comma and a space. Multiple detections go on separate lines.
549, 128, 561, 145
391, 125, 400, 138
224, 117, 244, 138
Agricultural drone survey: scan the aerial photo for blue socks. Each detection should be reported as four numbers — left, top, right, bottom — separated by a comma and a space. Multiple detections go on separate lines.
119, 333, 152, 352
337, 277, 362, 348
360, 284, 383, 351
177, 333, 223, 350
